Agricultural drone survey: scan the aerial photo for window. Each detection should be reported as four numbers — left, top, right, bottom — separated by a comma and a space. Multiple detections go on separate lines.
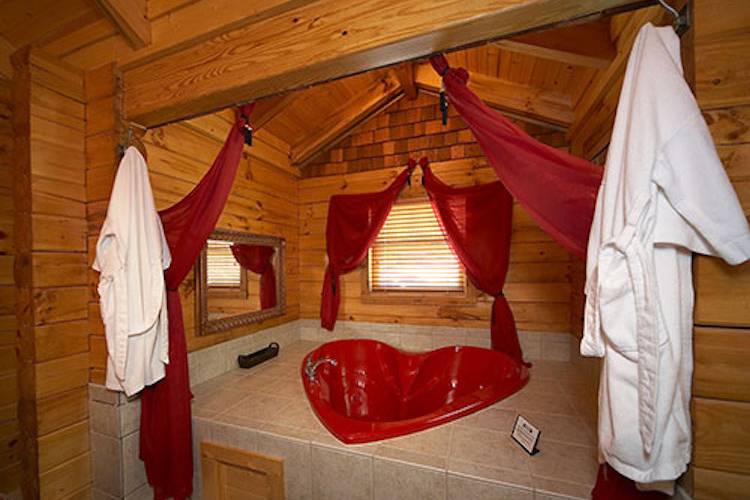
206, 240, 243, 288
368, 200, 464, 292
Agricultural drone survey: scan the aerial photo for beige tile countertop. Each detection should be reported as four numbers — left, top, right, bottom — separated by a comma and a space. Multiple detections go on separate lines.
192, 340, 600, 500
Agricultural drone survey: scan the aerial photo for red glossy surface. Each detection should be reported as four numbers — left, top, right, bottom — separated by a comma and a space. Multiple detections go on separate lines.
301, 339, 529, 444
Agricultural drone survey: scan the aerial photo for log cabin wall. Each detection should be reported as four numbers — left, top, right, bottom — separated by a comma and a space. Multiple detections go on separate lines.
143, 112, 301, 354
0, 76, 21, 496
570, 1, 750, 497
12, 49, 91, 499
85, 73, 301, 385
690, 0, 750, 496
300, 94, 576, 333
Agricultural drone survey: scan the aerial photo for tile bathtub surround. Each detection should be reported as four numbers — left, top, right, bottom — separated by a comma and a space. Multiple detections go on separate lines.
299, 319, 574, 362
192, 339, 600, 500
188, 319, 302, 387
89, 386, 152, 500
188, 319, 578, 394
89, 319, 592, 499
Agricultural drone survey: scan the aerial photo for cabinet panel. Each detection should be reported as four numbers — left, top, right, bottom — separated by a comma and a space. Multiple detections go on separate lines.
201, 442, 284, 500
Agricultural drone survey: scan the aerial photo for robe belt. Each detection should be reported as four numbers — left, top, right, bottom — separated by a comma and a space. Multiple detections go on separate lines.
603, 224, 659, 455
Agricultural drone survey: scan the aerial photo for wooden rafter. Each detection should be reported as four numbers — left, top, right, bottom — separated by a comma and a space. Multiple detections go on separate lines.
252, 94, 297, 130
414, 64, 573, 127
94, 0, 151, 49
293, 73, 403, 167
393, 62, 417, 100
121, 0, 647, 126
495, 20, 615, 69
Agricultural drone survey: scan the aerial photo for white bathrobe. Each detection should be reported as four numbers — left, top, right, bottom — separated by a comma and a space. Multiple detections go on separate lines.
94, 147, 172, 396
583, 23, 750, 491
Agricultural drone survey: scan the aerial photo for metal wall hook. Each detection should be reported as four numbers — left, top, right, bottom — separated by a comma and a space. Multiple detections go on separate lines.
656, 0, 690, 36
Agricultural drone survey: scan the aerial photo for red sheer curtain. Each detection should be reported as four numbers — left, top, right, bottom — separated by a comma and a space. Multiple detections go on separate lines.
139, 103, 254, 500
321, 163, 416, 330
430, 55, 602, 258
421, 158, 524, 365
231, 244, 277, 309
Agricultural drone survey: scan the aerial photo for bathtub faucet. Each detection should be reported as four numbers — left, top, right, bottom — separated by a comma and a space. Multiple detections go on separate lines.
305, 356, 338, 381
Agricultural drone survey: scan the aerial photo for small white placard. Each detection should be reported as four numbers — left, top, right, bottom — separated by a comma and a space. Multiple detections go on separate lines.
511, 415, 540, 455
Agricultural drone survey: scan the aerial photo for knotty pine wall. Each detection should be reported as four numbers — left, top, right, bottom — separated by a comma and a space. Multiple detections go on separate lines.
570, 2, 750, 497
85, 65, 300, 384
0, 77, 20, 496
300, 94, 577, 333
13, 49, 91, 499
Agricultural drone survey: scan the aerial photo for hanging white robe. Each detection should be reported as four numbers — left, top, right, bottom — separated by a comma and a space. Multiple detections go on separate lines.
94, 146, 172, 396
582, 23, 750, 492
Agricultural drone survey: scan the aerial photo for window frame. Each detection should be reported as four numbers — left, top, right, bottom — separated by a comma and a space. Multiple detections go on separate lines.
361, 198, 476, 305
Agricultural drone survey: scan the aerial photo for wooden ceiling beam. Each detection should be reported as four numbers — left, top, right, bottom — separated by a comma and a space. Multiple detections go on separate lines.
94, 0, 151, 49
393, 62, 418, 100
293, 73, 403, 167
414, 64, 573, 127
120, 0, 647, 127
495, 20, 615, 69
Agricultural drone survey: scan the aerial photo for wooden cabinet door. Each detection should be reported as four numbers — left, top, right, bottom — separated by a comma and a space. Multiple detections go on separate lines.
201, 442, 284, 500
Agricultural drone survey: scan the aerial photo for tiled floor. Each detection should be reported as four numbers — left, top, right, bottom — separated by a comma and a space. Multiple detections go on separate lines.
192, 340, 600, 500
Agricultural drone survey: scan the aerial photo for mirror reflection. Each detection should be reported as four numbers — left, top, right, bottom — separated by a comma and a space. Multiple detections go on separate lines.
196, 229, 285, 335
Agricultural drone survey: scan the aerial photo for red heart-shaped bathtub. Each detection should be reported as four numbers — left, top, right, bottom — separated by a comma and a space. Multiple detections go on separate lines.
301, 339, 529, 444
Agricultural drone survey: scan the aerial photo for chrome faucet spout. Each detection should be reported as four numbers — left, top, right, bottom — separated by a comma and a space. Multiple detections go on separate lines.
305, 356, 338, 381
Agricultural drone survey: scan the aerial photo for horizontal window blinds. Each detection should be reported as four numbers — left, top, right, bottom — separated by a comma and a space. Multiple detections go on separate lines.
369, 201, 464, 291
206, 240, 242, 287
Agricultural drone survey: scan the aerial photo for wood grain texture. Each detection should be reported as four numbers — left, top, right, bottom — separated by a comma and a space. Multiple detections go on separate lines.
12, 48, 89, 499
300, 95, 575, 334
93, 0, 150, 49
694, 327, 750, 402
495, 19, 615, 69
293, 72, 403, 166
415, 64, 573, 126
693, 467, 750, 500
0, 76, 19, 497
201, 442, 284, 500
693, 397, 750, 475
120, 0, 646, 126
690, 3, 750, 494
86, 85, 301, 379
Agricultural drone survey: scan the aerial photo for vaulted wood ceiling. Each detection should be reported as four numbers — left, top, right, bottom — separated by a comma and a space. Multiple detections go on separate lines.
0, 0, 622, 169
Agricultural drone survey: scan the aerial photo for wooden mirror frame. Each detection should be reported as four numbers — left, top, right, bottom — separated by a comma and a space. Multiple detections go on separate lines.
195, 228, 286, 336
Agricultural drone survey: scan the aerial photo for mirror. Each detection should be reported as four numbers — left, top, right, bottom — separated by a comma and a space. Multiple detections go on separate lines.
195, 228, 285, 335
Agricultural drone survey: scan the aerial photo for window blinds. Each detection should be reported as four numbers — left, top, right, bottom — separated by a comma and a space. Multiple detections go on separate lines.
368, 201, 464, 292
206, 240, 242, 287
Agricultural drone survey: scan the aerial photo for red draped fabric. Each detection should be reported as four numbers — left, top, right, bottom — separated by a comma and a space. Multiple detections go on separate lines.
421, 159, 524, 365
321, 163, 416, 330
139, 103, 254, 500
231, 244, 277, 309
591, 464, 669, 499
430, 55, 602, 258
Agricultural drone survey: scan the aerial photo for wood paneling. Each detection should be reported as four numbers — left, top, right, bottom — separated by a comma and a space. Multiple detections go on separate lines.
85, 82, 300, 380
0, 75, 19, 497
690, 1, 750, 495
201, 442, 284, 500
694, 327, 750, 402
12, 47, 90, 499
693, 398, 750, 475
119, 0, 647, 126
693, 467, 750, 500
569, 6, 669, 159
414, 64, 573, 127
93, 0, 150, 49
300, 95, 574, 334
